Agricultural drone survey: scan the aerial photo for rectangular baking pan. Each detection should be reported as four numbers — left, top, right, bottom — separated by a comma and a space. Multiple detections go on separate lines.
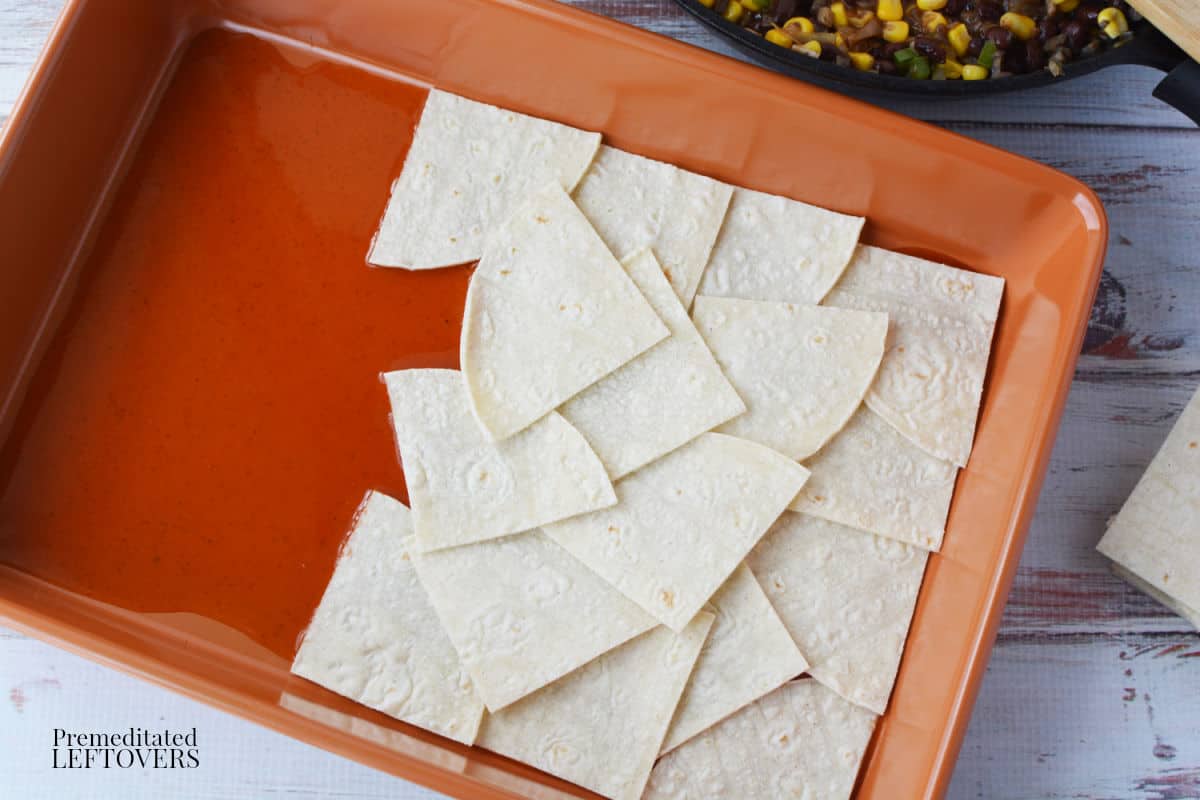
0, 1, 1107, 797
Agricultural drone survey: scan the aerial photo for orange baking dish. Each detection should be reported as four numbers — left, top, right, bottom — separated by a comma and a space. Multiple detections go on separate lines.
0, 1, 1105, 797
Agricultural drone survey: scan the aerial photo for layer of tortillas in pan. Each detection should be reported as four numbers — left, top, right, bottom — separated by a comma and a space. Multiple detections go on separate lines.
544, 432, 810, 631
478, 613, 714, 800
383, 369, 614, 552
291, 492, 484, 745
461, 183, 669, 440
645, 679, 877, 800
369, 90, 600, 269
412, 529, 657, 711
560, 249, 745, 479
691, 297, 888, 461
748, 512, 928, 714
573, 146, 733, 306
695, 186, 864, 305
1097, 383, 1200, 619
791, 406, 959, 551
659, 563, 807, 755
824, 244, 1004, 467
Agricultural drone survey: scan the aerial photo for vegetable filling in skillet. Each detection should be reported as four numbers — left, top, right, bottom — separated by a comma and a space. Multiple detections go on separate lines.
706, 0, 1139, 79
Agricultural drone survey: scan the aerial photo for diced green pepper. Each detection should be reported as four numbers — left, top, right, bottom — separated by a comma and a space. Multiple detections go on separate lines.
908, 55, 931, 79
978, 40, 997, 70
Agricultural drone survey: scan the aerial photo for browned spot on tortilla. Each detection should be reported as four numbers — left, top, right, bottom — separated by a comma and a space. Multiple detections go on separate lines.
499, 269, 511, 276
535, 215, 549, 224
661, 590, 675, 608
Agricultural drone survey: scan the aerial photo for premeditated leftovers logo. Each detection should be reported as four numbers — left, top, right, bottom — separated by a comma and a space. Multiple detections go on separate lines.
52, 727, 199, 769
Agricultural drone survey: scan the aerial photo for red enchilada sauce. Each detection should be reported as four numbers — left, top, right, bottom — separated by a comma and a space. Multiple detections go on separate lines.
0, 30, 459, 659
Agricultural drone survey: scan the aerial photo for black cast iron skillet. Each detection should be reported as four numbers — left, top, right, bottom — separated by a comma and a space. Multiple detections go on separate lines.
673, 1, 1200, 125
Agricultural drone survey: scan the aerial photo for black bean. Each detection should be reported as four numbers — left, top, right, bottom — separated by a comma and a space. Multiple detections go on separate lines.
1075, 2, 1103, 24
1038, 16, 1059, 40
1003, 40, 1029, 73
967, 35, 985, 57
1025, 38, 1046, 70
943, 0, 966, 15
1062, 19, 1088, 51
772, 0, 797, 25
976, 0, 1002, 22
914, 36, 946, 61
877, 58, 898, 75
985, 25, 1013, 49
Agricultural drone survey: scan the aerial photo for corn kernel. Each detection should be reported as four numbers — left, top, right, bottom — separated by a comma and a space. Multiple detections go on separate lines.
962, 64, 989, 80
830, 2, 848, 27
796, 40, 822, 57
849, 52, 875, 71
882, 20, 910, 43
784, 16, 814, 33
877, 0, 903, 22
942, 58, 963, 78
917, 0, 947, 8
948, 22, 970, 55
723, 0, 744, 22
1052, 0, 1079, 10
921, 10, 947, 32
765, 28, 793, 47
697, 0, 715, 7
1000, 12, 1036, 41
835, 32, 847, 50
742, 0, 769, 10
848, 10, 876, 28
1098, 7, 1128, 38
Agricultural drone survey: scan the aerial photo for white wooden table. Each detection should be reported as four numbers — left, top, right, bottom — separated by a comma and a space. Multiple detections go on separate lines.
2, 2, 1198, 798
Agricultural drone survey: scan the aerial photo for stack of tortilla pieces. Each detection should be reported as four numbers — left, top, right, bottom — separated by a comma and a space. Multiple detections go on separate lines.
1097, 384, 1200, 629
290, 90, 1005, 800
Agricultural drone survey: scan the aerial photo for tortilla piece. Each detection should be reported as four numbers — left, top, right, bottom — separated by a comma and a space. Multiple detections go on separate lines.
790, 406, 958, 551
645, 679, 877, 800
544, 432, 810, 631
1097, 384, 1200, 618
747, 512, 928, 714
412, 529, 657, 711
660, 563, 808, 755
572, 146, 733, 305
383, 369, 615, 552
461, 183, 670, 440
1112, 564, 1200, 630
695, 186, 864, 305
291, 492, 484, 745
691, 297, 888, 461
478, 613, 714, 800
368, 90, 601, 269
824, 245, 1005, 466
559, 249, 746, 479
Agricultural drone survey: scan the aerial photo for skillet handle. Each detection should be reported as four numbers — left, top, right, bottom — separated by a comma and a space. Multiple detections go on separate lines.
1153, 60, 1200, 126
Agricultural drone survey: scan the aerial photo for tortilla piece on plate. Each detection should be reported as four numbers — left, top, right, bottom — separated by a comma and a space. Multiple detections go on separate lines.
544, 432, 810, 631
824, 244, 1004, 467
572, 146, 733, 306
645, 679, 877, 800
461, 183, 670, 440
383, 369, 615, 552
368, 89, 601, 269
559, 249, 746, 479
291, 491, 484, 745
1112, 564, 1200, 630
412, 529, 657, 711
790, 406, 958, 551
1097, 384, 1200, 620
691, 297, 888, 461
694, 186, 864, 305
479, 612, 714, 800
659, 563, 808, 755
747, 512, 928, 714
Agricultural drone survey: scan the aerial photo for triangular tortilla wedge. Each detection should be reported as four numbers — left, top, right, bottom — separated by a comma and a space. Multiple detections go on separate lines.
790, 406, 959, 551
1098, 383, 1200, 620
544, 432, 809, 631
695, 186, 864, 304
660, 563, 808, 755
461, 183, 669, 440
691, 297, 888, 461
478, 613, 714, 800
291, 492, 484, 745
646, 679, 877, 800
411, 529, 657, 711
748, 512, 928, 714
383, 369, 615, 552
560, 249, 745, 479
824, 245, 1004, 466
573, 146, 733, 306
368, 90, 600, 269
